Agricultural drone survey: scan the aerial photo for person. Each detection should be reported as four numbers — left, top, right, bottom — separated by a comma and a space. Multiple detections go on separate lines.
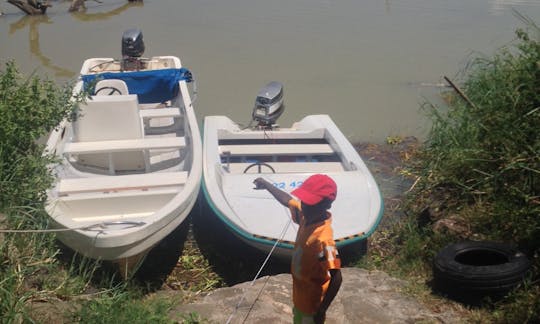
253, 174, 342, 324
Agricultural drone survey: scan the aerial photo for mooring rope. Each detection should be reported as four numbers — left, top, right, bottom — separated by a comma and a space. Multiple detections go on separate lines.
226, 175, 294, 324
0, 221, 146, 233
226, 213, 292, 324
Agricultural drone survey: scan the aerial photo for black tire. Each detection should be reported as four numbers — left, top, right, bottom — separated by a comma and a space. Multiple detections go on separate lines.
433, 241, 530, 303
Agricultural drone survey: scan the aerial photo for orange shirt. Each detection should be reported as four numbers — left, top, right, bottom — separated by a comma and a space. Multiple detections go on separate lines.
288, 199, 341, 314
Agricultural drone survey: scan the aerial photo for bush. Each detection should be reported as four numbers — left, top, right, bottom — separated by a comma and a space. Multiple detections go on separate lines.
0, 61, 77, 215
0, 61, 78, 322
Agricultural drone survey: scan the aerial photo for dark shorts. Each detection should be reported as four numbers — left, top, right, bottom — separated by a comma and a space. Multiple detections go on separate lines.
293, 307, 315, 324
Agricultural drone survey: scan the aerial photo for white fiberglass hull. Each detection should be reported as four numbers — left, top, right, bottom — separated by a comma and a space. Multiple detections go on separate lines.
203, 115, 383, 259
45, 56, 202, 261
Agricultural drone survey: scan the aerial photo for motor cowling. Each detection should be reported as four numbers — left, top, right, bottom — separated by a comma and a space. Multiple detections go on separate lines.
252, 81, 285, 127
122, 28, 145, 59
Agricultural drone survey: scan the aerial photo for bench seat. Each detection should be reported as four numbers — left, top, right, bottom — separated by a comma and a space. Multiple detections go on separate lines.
64, 137, 185, 155
58, 171, 188, 195
219, 143, 334, 156
139, 107, 180, 119
225, 162, 344, 173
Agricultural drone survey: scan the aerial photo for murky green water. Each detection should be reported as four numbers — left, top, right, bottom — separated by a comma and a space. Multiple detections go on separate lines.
1, 0, 539, 142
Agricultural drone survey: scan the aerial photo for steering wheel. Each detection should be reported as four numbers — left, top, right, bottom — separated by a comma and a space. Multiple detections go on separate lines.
95, 86, 122, 96
243, 162, 276, 174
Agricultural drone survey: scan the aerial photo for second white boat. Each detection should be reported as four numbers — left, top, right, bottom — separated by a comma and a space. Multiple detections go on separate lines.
202, 82, 383, 259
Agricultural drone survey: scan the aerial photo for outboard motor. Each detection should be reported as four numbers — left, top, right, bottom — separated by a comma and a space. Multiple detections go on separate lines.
121, 28, 145, 71
252, 81, 285, 128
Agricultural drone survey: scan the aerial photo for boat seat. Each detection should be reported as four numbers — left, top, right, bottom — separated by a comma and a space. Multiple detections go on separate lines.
95, 79, 129, 96
219, 144, 334, 156
73, 94, 146, 173
139, 108, 181, 120
57, 171, 188, 195
64, 137, 185, 154
224, 162, 344, 174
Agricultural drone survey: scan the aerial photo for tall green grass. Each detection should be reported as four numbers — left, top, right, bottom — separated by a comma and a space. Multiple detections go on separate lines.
422, 24, 539, 252
362, 21, 539, 323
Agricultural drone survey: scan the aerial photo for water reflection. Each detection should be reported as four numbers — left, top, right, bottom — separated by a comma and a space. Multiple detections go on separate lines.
3, 0, 540, 142
71, 1, 143, 22
6, 1, 143, 78
9, 15, 75, 78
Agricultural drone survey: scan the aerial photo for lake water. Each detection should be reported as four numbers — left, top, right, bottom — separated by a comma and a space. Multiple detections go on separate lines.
1, 0, 539, 143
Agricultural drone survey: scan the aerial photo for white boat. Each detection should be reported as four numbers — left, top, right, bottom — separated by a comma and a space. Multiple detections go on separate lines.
44, 29, 202, 271
202, 82, 383, 259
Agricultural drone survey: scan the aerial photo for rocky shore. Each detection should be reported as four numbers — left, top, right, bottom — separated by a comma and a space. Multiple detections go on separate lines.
166, 267, 464, 323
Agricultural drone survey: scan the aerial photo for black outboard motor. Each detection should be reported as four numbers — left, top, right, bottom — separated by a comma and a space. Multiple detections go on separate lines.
252, 81, 285, 128
121, 28, 145, 70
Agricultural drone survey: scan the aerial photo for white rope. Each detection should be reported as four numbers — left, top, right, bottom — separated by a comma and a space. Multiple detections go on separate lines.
0, 221, 145, 233
226, 214, 292, 324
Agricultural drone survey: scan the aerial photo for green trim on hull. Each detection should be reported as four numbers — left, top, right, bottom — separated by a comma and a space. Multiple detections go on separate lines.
201, 178, 385, 251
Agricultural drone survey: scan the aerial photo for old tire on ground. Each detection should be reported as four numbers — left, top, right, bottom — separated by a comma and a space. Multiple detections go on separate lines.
433, 241, 530, 304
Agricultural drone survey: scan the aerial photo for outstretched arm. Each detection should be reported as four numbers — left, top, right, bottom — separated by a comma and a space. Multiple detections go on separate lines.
253, 177, 292, 207
314, 268, 342, 324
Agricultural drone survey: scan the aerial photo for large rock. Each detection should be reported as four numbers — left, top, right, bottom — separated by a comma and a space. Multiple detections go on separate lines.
170, 267, 461, 323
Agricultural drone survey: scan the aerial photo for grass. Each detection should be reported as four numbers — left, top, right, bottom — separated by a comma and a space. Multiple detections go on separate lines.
74, 287, 176, 324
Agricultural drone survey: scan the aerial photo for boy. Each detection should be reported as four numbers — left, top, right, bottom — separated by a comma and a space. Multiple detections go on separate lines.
253, 174, 342, 324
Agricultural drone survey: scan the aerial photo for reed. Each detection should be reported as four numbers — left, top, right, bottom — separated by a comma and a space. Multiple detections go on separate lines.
361, 21, 539, 322
422, 24, 539, 251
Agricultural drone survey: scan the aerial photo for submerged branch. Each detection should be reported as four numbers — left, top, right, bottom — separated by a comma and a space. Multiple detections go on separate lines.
7, 0, 51, 15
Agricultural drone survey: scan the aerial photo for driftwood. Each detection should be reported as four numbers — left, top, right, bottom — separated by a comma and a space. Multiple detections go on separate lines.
7, 0, 142, 15
443, 76, 478, 110
70, 0, 141, 12
7, 0, 51, 15
69, 0, 104, 12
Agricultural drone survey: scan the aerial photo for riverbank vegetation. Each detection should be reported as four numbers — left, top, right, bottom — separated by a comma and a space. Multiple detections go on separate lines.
362, 18, 539, 323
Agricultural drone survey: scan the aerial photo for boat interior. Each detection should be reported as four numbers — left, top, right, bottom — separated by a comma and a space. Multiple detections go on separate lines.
48, 59, 195, 222
66, 76, 188, 176
217, 131, 347, 174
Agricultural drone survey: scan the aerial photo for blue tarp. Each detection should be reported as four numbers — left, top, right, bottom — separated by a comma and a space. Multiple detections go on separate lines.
81, 68, 192, 104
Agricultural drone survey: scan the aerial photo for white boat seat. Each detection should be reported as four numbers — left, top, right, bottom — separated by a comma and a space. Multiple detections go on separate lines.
57, 171, 188, 195
219, 143, 334, 156
94, 79, 129, 96
224, 162, 344, 174
74, 94, 146, 172
75, 95, 143, 141
64, 137, 185, 155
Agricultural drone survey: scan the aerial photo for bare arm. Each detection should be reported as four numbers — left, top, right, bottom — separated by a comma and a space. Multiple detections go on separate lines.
314, 268, 342, 324
253, 177, 292, 207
